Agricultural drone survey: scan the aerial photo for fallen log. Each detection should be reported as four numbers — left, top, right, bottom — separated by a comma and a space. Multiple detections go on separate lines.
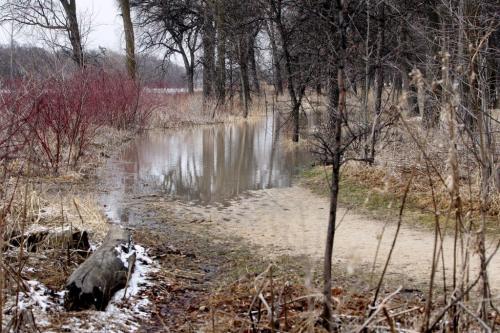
64, 225, 135, 311
8, 226, 90, 253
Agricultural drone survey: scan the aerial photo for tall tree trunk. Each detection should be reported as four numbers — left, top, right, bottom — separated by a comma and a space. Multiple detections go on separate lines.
239, 38, 251, 118
60, 0, 84, 67
202, 4, 216, 100
266, 21, 283, 95
369, 0, 385, 161
118, 0, 136, 80
215, 1, 226, 104
422, 4, 441, 128
181, 53, 195, 94
272, 0, 300, 142
248, 31, 260, 94
375, 0, 385, 117
322, 1, 346, 330
229, 55, 234, 108
488, 27, 499, 109
398, 23, 419, 117
362, 0, 370, 140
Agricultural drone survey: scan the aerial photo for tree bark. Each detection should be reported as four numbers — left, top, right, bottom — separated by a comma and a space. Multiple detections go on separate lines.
422, 4, 441, 128
239, 37, 251, 118
202, 4, 216, 100
322, 1, 346, 330
272, 0, 300, 142
60, 0, 84, 67
181, 52, 195, 94
118, 0, 136, 80
215, 1, 226, 104
266, 21, 283, 95
369, 0, 385, 161
248, 31, 260, 94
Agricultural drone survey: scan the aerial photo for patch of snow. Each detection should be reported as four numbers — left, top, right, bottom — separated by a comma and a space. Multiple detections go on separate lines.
3, 280, 63, 331
108, 245, 159, 320
18, 280, 62, 312
3, 245, 158, 333
115, 244, 134, 268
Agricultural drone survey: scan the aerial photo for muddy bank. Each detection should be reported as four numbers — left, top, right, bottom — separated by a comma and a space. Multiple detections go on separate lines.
109, 195, 429, 332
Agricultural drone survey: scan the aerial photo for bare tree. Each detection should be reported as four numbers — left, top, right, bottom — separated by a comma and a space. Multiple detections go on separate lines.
264, 20, 283, 95
2, 0, 85, 67
117, 0, 136, 80
132, 0, 202, 93
202, 0, 216, 100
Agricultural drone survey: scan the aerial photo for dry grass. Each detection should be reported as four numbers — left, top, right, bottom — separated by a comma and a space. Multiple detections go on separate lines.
301, 87, 500, 231
148, 91, 271, 129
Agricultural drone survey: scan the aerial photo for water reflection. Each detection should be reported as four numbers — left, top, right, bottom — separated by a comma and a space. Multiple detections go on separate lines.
100, 116, 311, 223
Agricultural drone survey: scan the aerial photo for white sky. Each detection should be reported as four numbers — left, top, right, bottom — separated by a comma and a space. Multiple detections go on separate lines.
80, 0, 124, 52
0, 0, 125, 53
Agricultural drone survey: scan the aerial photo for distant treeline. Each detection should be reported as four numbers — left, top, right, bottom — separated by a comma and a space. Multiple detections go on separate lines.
0, 44, 188, 89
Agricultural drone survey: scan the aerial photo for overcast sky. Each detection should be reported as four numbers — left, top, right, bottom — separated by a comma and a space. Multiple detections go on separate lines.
0, 0, 125, 53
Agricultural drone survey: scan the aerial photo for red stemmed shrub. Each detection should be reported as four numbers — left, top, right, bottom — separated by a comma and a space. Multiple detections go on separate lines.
0, 67, 154, 174
0, 81, 35, 163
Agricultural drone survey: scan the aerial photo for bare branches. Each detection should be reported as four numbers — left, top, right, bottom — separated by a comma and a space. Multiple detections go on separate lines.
1, 0, 85, 66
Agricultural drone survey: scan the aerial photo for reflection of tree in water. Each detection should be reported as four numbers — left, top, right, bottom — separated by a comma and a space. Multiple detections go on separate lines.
111, 116, 310, 205
100, 116, 312, 224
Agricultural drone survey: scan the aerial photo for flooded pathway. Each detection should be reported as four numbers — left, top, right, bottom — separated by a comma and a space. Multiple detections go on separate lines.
98, 115, 500, 292
99, 116, 310, 223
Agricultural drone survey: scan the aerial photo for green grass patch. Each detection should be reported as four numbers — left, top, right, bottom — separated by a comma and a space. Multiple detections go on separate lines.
300, 166, 441, 231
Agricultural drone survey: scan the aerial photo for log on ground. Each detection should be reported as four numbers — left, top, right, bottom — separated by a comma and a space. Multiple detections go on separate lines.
64, 225, 135, 311
8, 226, 90, 253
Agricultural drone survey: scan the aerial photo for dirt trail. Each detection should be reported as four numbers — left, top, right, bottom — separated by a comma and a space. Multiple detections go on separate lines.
183, 186, 500, 291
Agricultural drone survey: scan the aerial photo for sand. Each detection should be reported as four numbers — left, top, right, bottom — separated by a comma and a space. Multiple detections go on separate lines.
182, 186, 500, 291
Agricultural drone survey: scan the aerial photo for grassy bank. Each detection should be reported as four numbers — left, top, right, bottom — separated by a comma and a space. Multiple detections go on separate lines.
300, 164, 500, 235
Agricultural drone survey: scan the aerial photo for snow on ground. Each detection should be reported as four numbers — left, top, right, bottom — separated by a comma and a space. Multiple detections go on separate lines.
3, 244, 158, 333
107, 245, 157, 318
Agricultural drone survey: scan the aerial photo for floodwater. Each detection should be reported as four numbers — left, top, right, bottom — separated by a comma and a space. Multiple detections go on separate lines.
99, 116, 312, 223
97, 113, 500, 291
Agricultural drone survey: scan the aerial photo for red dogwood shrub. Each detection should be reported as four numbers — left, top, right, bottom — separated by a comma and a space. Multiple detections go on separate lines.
0, 67, 154, 174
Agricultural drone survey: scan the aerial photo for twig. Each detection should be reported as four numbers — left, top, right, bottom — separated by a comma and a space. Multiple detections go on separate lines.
368, 172, 414, 314
356, 286, 402, 333
457, 302, 491, 333
382, 306, 396, 333
122, 250, 137, 300
427, 240, 500, 332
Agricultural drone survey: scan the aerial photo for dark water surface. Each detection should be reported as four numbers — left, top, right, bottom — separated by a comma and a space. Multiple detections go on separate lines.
99, 116, 312, 223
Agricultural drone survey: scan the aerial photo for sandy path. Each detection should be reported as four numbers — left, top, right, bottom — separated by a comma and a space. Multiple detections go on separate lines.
184, 186, 500, 291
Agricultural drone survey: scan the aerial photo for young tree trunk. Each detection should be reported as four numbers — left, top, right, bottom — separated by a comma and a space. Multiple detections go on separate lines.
118, 0, 136, 80
362, 0, 370, 145
322, 1, 347, 331
476, 55, 494, 324
60, 0, 84, 67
